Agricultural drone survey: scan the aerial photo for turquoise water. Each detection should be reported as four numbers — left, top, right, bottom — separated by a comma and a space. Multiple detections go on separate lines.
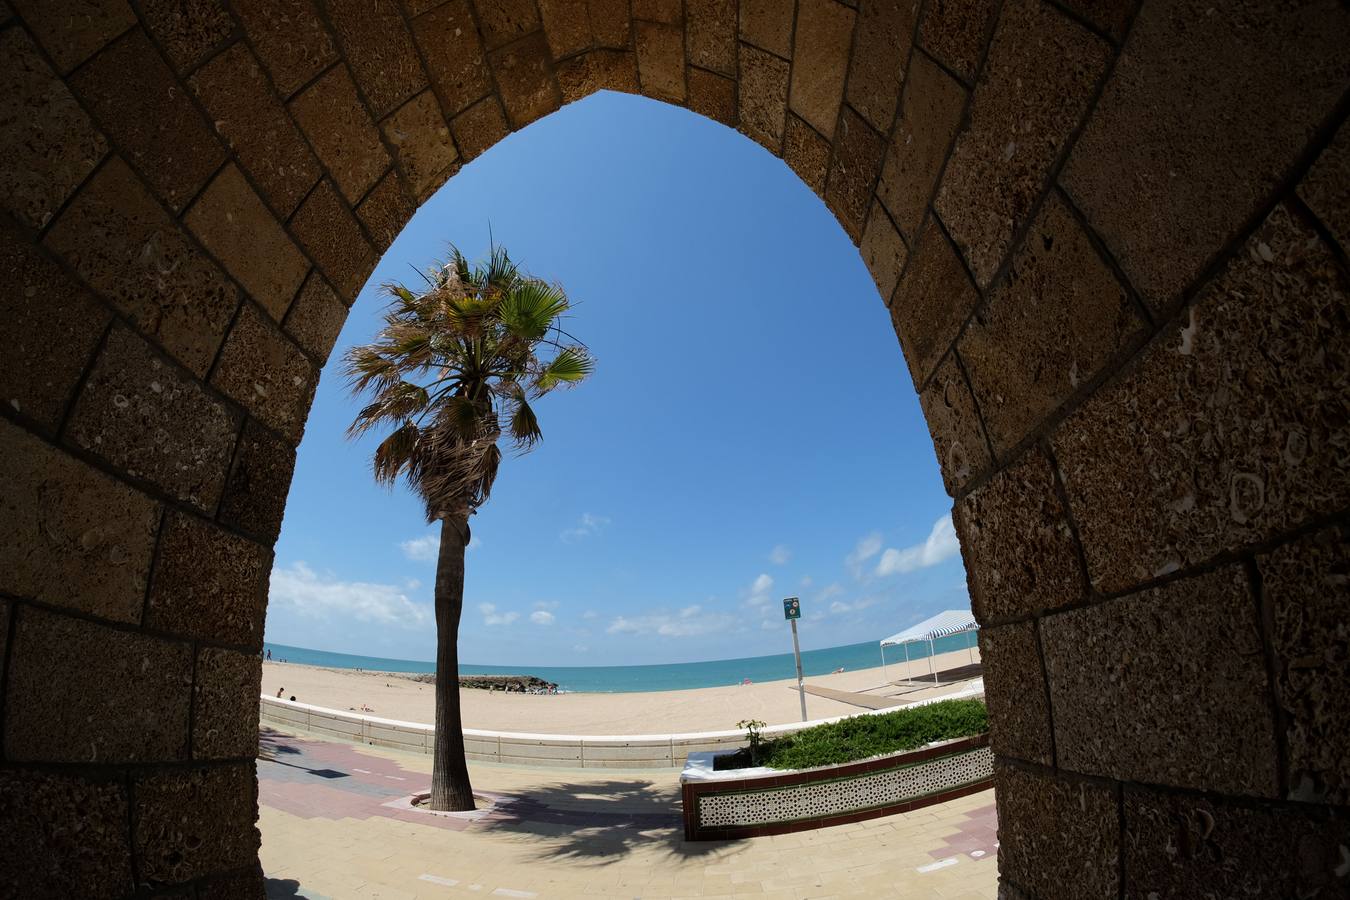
262, 632, 979, 694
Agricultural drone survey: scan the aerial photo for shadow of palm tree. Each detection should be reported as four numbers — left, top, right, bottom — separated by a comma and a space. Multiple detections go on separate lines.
259, 727, 304, 758
480, 776, 744, 867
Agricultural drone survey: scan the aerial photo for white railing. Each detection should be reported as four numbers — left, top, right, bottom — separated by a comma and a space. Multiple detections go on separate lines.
259, 680, 984, 770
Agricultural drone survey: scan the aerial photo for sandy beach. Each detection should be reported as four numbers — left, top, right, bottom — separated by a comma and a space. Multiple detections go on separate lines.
261, 645, 981, 735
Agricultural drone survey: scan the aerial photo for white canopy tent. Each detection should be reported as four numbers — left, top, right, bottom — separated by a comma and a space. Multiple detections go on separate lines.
879, 610, 979, 685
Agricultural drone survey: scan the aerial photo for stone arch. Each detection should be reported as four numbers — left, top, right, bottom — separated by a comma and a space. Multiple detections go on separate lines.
1, 0, 1347, 896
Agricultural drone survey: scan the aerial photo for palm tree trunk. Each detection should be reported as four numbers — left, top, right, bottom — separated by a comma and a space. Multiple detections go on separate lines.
430, 512, 475, 811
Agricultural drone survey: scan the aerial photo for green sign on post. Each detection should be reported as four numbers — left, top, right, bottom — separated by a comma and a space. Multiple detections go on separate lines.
783, 597, 801, 620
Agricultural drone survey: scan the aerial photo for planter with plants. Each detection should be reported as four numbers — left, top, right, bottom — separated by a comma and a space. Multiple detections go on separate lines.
680, 698, 992, 840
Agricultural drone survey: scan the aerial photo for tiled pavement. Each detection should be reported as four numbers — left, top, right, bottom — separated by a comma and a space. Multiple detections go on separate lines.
259, 726, 998, 899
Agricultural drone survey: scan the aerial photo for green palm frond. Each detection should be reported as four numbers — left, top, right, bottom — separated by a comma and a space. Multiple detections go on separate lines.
500, 281, 569, 341
535, 347, 594, 393
507, 396, 542, 449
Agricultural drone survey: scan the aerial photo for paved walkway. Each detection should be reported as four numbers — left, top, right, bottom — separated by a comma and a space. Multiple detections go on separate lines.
259, 726, 999, 899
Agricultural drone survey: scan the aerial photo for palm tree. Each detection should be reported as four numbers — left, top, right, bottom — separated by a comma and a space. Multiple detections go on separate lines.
343, 246, 593, 811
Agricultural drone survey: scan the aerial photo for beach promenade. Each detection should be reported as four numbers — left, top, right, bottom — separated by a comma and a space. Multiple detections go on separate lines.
259, 725, 998, 899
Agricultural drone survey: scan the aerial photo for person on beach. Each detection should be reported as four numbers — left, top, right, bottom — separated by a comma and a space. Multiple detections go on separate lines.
276, 687, 284, 698
266, 649, 272, 660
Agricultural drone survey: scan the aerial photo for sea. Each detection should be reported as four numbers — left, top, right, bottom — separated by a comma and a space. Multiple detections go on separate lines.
262, 631, 979, 694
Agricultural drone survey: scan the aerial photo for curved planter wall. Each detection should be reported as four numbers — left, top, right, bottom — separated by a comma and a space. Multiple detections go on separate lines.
679, 734, 993, 841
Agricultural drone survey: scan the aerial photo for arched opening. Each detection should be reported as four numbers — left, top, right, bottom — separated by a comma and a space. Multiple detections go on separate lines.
1, 0, 1346, 897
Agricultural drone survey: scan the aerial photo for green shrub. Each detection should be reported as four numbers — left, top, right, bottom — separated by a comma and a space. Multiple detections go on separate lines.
712, 699, 987, 771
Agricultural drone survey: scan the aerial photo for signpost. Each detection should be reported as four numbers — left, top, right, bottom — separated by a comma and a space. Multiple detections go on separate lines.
783, 598, 807, 722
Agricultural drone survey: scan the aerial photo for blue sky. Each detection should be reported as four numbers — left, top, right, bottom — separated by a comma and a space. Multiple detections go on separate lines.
265, 91, 970, 667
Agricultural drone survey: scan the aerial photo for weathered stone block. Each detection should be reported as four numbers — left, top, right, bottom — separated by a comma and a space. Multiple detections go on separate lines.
478, 0, 542, 50
860, 205, 907, 303
0, 768, 133, 898
936, 0, 1109, 287
1061, 0, 1349, 311
10, 0, 136, 74
687, 68, 735, 127
1056, 0, 1134, 40
825, 108, 886, 241
1124, 787, 1350, 899
783, 115, 830, 195
634, 0, 682, 23
210, 305, 317, 443
134, 764, 260, 886
138, 0, 233, 72
960, 193, 1143, 455
491, 32, 563, 129
876, 51, 966, 242
1260, 524, 1350, 805
588, 0, 632, 49
45, 158, 237, 377
383, 90, 460, 203
6, 606, 191, 762
737, 44, 789, 152
0, 28, 108, 231
289, 64, 390, 206
325, 0, 428, 117
218, 419, 296, 542
917, 0, 999, 84
194, 647, 262, 759
995, 762, 1119, 900
789, 0, 855, 138
190, 44, 322, 217
232, 0, 337, 97
539, 0, 593, 59
1052, 204, 1350, 594
919, 353, 991, 495
146, 511, 269, 648
0, 224, 111, 432
687, 0, 735, 75
740, 0, 793, 58
289, 180, 377, 302
186, 165, 309, 322
356, 171, 416, 254
557, 50, 640, 102
954, 447, 1081, 621
284, 273, 347, 364
70, 29, 224, 212
635, 22, 686, 103
451, 95, 511, 162
414, 0, 493, 115
0, 419, 159, 622
66, 328, 239, 512
888, 217, 979, 386
979, 621, 1052, 765
846, 0, 918, 133
1042, 566, 1279, 796
1298, 118, 1349, 257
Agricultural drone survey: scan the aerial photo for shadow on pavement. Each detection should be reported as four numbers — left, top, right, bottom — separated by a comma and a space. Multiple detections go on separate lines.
264, 876, 332, 899
484, 777, 743, 866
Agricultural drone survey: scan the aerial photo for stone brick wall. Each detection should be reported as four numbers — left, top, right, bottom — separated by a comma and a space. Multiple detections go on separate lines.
0, 0, 1345, 896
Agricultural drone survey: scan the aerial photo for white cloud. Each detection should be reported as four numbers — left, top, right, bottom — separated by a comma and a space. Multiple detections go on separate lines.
817, 583, 845, 602
530, 610, 556, 625
269, 562, 431, 628
606, 607, 737, 638
582, 610, 599, 620
401, 535, 438, 562
768, 544, 791, 565
829, 596, 877, 615
745, 573, 774, 607
876, 514, 960, 577
846, 532, 883, 577
478, 602, 520, 626
560, 512, 610, 543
